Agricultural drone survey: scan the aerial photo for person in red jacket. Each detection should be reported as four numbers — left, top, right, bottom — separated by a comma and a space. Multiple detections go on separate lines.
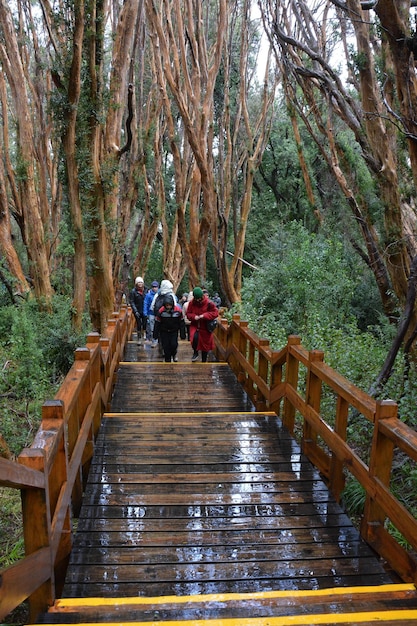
186, 287, 219, 362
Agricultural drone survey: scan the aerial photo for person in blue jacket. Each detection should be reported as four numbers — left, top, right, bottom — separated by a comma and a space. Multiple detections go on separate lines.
144, 280, 159, 345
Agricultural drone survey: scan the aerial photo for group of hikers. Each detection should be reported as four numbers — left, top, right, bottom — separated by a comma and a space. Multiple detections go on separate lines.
129, 277, 221, 363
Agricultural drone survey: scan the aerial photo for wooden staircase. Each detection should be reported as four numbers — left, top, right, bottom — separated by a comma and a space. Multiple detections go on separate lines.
30, 338, 417, 624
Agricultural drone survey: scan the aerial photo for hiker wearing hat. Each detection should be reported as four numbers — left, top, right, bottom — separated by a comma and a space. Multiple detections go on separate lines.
144, 280, 160, 345
150, 280, 178, 356
153, 294, 186, 362
129, 276, 147, 345
186, 287, 219, 362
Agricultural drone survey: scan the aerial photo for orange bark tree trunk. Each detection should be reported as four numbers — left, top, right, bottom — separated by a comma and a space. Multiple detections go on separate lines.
0, 0, 53, 305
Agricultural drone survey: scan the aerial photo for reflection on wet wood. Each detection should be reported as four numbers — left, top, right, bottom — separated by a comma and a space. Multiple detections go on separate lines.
61, 333, 399, 615
51, 585, 417, 623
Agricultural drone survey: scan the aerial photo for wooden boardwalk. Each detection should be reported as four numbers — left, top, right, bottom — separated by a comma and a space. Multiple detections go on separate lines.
50, 335, 417, 623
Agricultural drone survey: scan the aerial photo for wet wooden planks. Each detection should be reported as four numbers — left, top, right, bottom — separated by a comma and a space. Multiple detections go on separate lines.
49, 336, 417, 623
63, 406, 394, 599
110, 363, 254, 413
48, 584, 417, 624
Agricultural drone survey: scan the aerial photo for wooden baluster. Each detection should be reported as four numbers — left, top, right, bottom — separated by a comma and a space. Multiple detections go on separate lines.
86, 332, 101, 399
329, 395, 349, 502
41, 401, 71, 596
100, 337, 111, 401
247, 337, 256, 400
303, 350, 326, 473
70, 347, 91, 514
237, 321, 249, 386
256, 339, 269, 411
18, 449, 53, 621
228, 314, 241, 375
282, 335, 301, 434
361, 399, 397, 544
269, 352, 284, 416
212, 316, 226, 361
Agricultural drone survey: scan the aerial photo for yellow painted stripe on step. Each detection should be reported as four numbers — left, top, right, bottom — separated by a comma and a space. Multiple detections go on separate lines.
119, 362, 230, 365
53, 583, 416, 609
103, 411, 277, 417
34, 610, 417, 625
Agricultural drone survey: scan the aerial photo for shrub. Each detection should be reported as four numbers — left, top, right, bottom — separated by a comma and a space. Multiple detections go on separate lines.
0, 296, 88, 456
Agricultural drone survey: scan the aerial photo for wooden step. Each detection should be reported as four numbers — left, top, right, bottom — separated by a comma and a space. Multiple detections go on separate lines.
39, 584, 417, 624
62, 411, 394, 599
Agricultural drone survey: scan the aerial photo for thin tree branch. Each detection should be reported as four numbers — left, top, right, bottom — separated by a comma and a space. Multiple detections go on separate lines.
369, 254, 417, 396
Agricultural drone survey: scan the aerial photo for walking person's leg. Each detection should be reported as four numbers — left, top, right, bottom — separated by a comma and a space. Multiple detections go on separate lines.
136, 316, 142, 344
160, 333, 171, 362
172, 333, 179, 362
149, 315, 157, 346
191, 328, 199, 361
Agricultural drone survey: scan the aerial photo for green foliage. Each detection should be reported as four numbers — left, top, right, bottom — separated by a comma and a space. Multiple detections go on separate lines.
0, 296, 88, 456
390, 458, 417, 520
351, 50, 368, 73
342, 478, 366, 516
143, 241, 164, 288
241, 221, 358, 343
247, 112, 320, 258
0, 487, 24, 569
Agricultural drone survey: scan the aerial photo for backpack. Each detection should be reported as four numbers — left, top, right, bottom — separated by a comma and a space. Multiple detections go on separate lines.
152, 292, 165, 315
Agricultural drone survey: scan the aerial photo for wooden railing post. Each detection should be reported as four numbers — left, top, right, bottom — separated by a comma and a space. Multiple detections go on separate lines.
329, 395, 349, 502
247, 336, 256, 400
228, 315, 241, 375
302, 350, 329, 474
41, 400, 71, 596
269, 351, 284, 417
236, 321, 249, 385
283, 335, 301, 433
18, 449, 52, 621
100, 337, 111, 401
256, 339, 270, 411
86, 332, 102, 395
361, 399, 397, 543
70, 348, 91, 515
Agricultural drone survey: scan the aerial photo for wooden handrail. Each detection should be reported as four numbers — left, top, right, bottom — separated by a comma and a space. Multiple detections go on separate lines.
213, 314, 417, 585
0, 305, 135, 621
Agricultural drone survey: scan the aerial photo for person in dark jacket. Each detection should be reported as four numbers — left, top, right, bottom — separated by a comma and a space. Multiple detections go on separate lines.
150, 279, 178, 356
186, 286, 218, 362
130, 276, 147, 345
154, 294, 186, 362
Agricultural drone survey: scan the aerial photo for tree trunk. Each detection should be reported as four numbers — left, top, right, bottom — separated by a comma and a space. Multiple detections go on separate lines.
61, 0, 87, 332
0, 71, 30, 296
86, 0, 140, 332
0, 0, 53, 306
